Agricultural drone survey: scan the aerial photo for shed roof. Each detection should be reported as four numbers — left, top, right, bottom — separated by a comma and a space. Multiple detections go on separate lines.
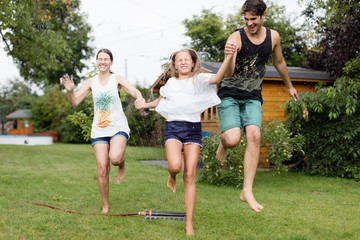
202, 62, 336, 81
6, 109, 32, 119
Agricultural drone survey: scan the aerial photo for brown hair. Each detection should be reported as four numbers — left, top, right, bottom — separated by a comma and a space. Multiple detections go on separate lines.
96, 48, 114, 73
96, 48, 113, 62
165, 49, 202, 78
241, 0, 267, 16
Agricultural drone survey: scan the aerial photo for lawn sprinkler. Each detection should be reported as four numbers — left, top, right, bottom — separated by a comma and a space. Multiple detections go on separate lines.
1, 193, 186, 221
139, 210, 186, 221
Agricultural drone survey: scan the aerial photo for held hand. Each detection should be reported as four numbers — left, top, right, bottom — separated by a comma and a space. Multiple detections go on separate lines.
61, 74, 75, 92
134, 98, 145, 109
288, 87, 299, 102
224, 41, 238, 56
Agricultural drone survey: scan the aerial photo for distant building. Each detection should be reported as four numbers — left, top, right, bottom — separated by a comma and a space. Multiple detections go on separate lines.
5, 109, 58, 142
5, 109, 33, 135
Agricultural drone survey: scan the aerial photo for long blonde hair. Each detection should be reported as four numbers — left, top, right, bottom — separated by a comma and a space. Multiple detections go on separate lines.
163, 48, 202, 79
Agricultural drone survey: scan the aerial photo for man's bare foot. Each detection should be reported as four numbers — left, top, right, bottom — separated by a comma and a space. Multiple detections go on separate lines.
186, 223, 195, 236
167, 175, 176, 192
216, 142, 227, 166
116, 161, 125, 184
240, 190, 263, 213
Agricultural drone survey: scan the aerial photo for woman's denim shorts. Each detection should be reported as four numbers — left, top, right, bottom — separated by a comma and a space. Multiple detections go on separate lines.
91, 131, 129, 146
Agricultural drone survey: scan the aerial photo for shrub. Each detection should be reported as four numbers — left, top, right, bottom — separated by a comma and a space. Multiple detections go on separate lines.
262, 120, 305, 174
67, 95, 93, 143
284, 76, 360, 181
124, 87, 165, 147
126, 104, 165, 147
67, 110, 92, 142
198, 133, 245, 188
199, 122, 305, 187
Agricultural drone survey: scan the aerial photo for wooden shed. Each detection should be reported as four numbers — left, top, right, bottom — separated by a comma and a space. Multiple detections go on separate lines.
149, 63, 335, 167
5, 109, 33, 135
5, 109, 58, 142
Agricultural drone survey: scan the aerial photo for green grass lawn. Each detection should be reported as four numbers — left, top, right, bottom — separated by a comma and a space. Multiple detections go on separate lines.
0, 143, 359, 240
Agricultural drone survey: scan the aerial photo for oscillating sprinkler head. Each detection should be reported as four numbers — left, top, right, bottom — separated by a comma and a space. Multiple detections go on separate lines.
139, 210, 186, 221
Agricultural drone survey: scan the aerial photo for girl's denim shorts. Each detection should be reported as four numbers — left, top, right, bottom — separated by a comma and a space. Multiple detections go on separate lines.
165, 121, 202, 147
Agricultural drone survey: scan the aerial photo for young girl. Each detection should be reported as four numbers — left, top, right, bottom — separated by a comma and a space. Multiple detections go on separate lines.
137, 47, 236, 235
62, 48, 144, 213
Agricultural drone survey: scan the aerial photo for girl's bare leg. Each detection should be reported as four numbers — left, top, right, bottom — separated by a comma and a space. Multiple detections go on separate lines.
165, 140, 183, 192
183, 144, 200, 236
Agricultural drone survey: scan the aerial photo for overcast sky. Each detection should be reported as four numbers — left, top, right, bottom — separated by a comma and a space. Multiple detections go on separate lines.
0, 0, 304, 89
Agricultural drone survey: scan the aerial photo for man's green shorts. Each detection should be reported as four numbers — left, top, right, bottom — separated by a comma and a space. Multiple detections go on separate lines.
218, 97, 262, 133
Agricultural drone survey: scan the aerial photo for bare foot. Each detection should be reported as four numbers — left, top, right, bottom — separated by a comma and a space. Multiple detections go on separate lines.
216, 142, 227, 166
101, 206, 109, 213
240, 190, 263, 213
116, 161, 125, 184
167, 175, 176, 192
186, 222, 195, 236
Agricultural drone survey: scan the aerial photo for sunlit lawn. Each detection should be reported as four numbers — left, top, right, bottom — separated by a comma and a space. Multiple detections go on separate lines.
0, 143, 359, 240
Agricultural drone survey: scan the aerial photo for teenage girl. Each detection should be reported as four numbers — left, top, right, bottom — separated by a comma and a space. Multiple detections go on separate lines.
136, 47, 236, 235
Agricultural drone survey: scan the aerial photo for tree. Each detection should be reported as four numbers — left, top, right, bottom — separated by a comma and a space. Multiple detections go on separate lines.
281, 0, 360, 181
302, 0, 360, 77
260, 2, 306, 66
183, 1, 306, 66
30, 85, 72, 132
0, 0, 94, 86
183, 9, 228, 62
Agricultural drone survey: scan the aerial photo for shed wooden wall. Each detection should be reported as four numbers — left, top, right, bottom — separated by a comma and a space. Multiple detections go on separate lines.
261, 80, 316, 123
9, 119, 34, 135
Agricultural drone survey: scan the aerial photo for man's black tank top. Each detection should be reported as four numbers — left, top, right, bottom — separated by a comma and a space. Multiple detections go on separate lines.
218, 27, 272, 104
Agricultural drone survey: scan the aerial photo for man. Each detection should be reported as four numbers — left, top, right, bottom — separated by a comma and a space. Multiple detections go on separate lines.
216, 0, 298, 213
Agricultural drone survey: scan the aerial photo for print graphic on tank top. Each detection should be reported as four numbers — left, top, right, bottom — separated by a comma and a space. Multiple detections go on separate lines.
220, 53, 265, 92
94, 90, 114, 128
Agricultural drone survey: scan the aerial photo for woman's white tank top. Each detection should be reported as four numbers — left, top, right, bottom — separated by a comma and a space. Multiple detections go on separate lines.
91, 74, 130, 139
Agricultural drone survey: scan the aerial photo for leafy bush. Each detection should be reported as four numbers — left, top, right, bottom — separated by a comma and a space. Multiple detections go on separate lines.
284, 76, 360, 181
199, 122, 305, 187
123, 87, 165, 147
126, 105, 165, 147
199, 133, 245, 188
262, 120, 305, 174
67, 95, 93, 142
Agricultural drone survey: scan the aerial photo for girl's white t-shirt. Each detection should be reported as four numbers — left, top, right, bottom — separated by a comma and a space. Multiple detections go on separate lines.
155, 73, 220, 122
91, 74, 130, 139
